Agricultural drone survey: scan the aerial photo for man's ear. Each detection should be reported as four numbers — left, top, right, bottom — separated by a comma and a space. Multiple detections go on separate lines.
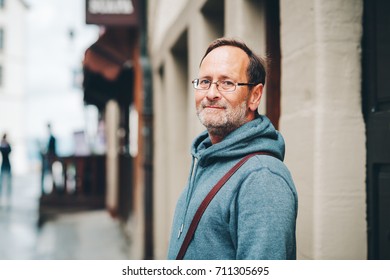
248, 83, 264, 112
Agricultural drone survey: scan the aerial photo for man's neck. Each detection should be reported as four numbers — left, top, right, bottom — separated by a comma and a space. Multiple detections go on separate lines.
209, 134, 225, 144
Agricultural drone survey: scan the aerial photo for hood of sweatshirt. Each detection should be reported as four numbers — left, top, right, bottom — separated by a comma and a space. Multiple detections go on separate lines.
191, 114, 285, 167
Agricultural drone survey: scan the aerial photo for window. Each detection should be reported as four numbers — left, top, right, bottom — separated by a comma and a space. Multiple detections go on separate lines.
0, 28, 4, 51
0, 0, 4, 9
0, 65, 3, 87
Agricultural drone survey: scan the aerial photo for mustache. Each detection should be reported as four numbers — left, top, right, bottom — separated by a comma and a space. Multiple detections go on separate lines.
200, 100, 227, 109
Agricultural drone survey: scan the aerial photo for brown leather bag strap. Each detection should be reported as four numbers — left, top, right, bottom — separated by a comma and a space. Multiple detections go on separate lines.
176, 151, 277, 260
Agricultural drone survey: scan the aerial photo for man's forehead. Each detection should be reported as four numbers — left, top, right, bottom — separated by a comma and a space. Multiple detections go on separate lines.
202, 46, 248, 63
199, 46, 249, 76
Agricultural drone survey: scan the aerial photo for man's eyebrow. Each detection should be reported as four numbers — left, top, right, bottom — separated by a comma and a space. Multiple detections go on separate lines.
198, 75, 233, 80
219, 75, 233, 80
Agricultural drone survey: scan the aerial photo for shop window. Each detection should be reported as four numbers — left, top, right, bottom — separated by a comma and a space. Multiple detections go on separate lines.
0, 65, 3, 87
0, 28, 4, 51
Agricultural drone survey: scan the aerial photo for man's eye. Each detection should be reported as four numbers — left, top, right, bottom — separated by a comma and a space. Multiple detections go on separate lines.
199, 79, 211, 85
221, 80, 234, 86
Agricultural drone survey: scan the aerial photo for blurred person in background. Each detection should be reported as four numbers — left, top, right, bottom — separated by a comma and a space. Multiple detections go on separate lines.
46, 123, 57, 161
0, 133, 12, 200
41, 123, 57, 193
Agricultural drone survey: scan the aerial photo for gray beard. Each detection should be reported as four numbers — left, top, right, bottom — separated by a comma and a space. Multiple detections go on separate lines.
197, 100, 248, 137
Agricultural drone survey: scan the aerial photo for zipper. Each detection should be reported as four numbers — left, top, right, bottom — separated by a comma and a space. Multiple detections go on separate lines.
177, 223, 184, 239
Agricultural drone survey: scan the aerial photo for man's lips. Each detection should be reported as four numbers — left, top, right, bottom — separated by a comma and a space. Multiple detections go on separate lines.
203, 105, 225, 109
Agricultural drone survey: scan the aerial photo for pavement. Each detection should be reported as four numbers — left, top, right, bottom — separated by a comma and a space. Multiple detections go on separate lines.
0, 172, 130, 260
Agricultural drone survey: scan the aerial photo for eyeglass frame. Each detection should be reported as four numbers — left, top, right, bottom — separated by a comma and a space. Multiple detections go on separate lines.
191, 78, 258, 92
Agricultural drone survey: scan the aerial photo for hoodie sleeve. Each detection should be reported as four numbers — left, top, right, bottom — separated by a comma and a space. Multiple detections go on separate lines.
234, 167, 297, 260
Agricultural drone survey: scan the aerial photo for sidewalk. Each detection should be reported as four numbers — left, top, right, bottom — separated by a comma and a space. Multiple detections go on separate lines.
0, 172, 130, 260
35, 210, 130, 259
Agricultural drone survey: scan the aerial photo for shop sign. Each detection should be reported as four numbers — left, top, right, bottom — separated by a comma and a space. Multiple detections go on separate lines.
86, 0, 140, 26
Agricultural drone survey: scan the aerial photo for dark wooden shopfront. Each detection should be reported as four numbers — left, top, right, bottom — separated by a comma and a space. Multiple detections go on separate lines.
363, 0, 390, 260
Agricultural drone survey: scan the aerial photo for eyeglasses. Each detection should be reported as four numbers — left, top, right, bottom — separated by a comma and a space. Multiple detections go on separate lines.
192, 78, 257, 92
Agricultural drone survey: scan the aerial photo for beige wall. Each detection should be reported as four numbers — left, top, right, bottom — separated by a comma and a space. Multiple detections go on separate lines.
280, 0, 366, 259
148, 0, 367, 260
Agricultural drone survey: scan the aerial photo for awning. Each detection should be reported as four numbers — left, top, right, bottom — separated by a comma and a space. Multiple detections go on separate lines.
82, 27, 136, 109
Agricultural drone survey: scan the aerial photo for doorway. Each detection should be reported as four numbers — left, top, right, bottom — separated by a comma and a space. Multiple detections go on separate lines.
363, 0, 390, 260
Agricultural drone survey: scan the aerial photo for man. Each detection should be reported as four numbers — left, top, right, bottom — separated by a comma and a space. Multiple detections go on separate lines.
46, 123, 57, 158
167, 38, 298, 260
41, 123, 57, 193
0, 133, 12, 198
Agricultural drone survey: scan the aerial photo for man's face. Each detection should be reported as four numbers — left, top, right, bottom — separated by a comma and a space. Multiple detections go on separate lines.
195, 46, 252, 136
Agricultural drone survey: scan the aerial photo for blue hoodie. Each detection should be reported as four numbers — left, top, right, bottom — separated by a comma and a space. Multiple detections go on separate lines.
167, 115, 298, 260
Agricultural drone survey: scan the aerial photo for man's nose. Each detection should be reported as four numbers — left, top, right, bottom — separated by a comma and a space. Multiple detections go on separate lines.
205, 82, 221, 100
